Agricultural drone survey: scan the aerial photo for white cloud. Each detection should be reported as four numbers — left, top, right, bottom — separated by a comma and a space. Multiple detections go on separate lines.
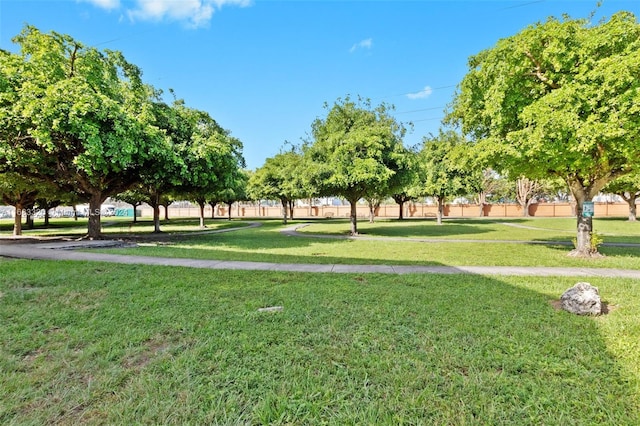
84, 0, 252, 28
406, 86, 433, 100
129, 0, 214, 27
80, 0, 121, 10
350, 38, 373, 53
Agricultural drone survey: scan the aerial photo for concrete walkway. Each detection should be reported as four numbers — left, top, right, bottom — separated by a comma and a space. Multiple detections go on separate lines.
2, 232, 640, 277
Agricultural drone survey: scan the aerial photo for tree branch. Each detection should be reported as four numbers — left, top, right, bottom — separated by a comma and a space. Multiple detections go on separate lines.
523, 50, 559, 90
69, 43, 79, 78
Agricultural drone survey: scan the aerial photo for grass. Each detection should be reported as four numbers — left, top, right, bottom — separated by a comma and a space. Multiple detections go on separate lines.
2, 216, 640, 423
299, 217, 640, 244
1, 259, 639, 424
91, 218, 640, 269
0, 217, 247, 237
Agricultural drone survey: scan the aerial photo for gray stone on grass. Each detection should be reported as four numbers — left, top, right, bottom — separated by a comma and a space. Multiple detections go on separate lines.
257, 306, 283, 313
560, 282, 602, 316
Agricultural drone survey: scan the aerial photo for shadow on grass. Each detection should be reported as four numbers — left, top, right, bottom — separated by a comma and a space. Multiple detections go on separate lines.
356, 222, 493, 238
0, 261, 637, 423
538, 239, 640, 259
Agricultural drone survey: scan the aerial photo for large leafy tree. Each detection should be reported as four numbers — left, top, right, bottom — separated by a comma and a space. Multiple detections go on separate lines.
0, 26, 164, 239
417, 130, 477, 225
0, 173, 40, 235
247, 148, 308, 224
447, 12, 640, 256
178, 108, 245, 228
388, 146, 420, 220
471, 168, 511, 217
604, 173, 640, 221
217, 169, 249, 220
132, 99, 192, 233
306, 97, 407, 235
514, 177, 544, 217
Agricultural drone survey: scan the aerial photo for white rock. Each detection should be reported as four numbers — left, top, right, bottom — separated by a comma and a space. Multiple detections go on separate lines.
560, 282, 602, 316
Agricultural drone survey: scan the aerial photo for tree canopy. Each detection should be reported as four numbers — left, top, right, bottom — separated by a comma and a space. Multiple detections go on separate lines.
604, 172, 640, 221
247, 148, 308, 224
0, 26, 165, 238
417, 130, 478, 224
447, 11, 640, 255
0, 26, 244, 237
306, 97, 408, 234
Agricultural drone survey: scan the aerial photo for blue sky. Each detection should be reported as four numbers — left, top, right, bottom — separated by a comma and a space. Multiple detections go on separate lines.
2, 0, 639, 169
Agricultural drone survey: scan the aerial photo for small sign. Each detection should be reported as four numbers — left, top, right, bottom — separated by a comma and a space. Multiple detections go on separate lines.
582, 202, 594, 217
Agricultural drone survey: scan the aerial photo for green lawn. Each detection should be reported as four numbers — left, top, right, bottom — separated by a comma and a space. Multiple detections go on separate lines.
299, 217, 640, 244
0, 217, 247, 237
1, 259, 639, 424
93, 218, 640, 270
2, 217, 640, 423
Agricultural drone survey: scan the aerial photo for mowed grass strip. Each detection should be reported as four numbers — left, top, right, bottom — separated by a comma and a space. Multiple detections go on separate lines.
299, 217, 640, 244
0, 218, 247, 237
94, 219, 640, 269
0, 259, 638, 424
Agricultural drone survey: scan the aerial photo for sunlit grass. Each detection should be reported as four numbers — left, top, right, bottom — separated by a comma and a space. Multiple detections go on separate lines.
93, 219, 640, 269
0, 217, 247, 237
1, 259, 638, 424
299, 217, 640, 243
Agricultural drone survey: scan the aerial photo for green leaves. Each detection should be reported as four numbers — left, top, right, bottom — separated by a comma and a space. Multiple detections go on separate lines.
307, 97, 407, 203
0, 25, 245, 237
448, 11, 640, 199
417, 130, 477, 201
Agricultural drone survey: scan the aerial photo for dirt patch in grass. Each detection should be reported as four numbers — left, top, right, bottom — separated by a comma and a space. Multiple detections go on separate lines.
121, 337, 173, 370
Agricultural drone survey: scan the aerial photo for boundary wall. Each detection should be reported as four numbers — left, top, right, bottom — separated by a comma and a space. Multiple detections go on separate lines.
138, 202, 632, 220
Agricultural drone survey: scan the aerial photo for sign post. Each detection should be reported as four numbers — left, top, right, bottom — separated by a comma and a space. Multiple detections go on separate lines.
582, 201, 594, 218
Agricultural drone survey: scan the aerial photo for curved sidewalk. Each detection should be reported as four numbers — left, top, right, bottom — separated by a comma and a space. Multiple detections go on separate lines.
2, 239, 640, 278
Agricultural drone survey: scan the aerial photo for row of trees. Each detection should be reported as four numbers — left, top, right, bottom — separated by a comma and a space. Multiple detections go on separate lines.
0, 26, 245, 238
249, 12, 640, 257
247, 97, 638, 231
2, 12, 640, 257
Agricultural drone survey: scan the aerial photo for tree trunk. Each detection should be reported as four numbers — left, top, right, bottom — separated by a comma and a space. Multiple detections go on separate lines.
131, 203, 138, 224
477, 191, 487, 217
281, 198, 288, 225
25, 210, 34, 229
629, 198, 637, 222
73, 205, 78, 221
44, 209, 50, 227
349, 199, 358, 235
150, 193, 162, 233
516, 177, 538, 217
13, 204, 23, 236
621, 193, 638, 222
163, 204, 170, 221
566, 176, 611, 257
369, 204, 375, 223
572, 201, 594, 257
87, 193, 106, 239
198, 202, 206, 228
436, 196, 444, 225
227, 203, 232, 220
398, 200, 405, 220
209, 202, 217, 219
289, 201, 295, 220
568, 191, 600, 257
153, 204, 161, 232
